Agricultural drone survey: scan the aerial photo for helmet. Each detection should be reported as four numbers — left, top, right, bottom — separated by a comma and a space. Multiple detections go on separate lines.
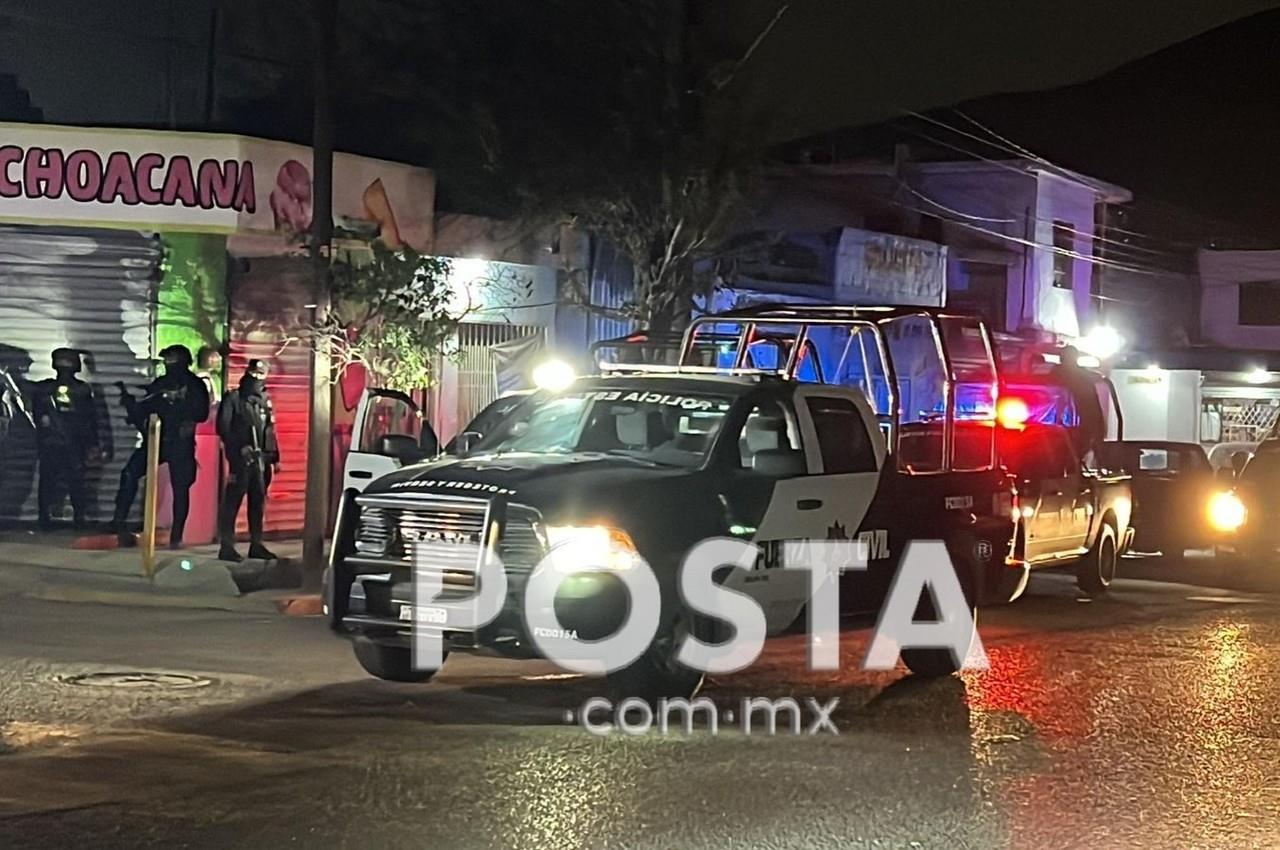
158, 345, 193, 368
51, 347, 82, 372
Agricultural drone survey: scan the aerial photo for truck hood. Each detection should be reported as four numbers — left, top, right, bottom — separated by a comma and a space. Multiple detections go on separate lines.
361, 452, 699, 525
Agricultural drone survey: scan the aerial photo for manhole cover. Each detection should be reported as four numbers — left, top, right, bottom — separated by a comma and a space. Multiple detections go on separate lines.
55, 672, 214, 691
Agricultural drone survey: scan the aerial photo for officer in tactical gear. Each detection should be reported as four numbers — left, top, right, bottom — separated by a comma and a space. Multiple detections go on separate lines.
1052, 345, 1107, 464
32, 348, 100, 528
217, 359, 279, 562
109, 345, 210, 548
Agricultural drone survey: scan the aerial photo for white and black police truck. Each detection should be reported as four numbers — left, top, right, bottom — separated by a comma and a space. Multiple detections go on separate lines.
326, 306, 1018, 697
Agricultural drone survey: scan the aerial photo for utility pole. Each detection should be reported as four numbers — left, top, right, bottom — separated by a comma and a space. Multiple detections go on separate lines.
303, 0, 336, 578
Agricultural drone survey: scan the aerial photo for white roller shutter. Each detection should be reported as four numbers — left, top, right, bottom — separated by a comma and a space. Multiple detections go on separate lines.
0, 226, 162, 524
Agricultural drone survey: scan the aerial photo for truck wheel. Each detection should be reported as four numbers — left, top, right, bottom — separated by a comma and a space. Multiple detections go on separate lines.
1078, 523, 1118, 596
604, 608, 705, 702
352, 637, 443, 683
901, 608, 979, 678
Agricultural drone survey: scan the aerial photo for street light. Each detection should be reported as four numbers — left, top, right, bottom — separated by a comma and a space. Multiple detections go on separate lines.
1076, 325, 1125, 361
532, 358, 576, 393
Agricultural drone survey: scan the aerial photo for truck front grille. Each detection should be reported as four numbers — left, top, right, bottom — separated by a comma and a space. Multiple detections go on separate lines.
354, 497, 545, 586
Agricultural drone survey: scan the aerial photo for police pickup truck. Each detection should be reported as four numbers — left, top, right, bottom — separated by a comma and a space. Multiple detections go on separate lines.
999, 423, 1134, 594
328, 307, 1018, 696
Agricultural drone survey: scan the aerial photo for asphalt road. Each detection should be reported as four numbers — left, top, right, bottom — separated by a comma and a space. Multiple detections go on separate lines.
0, 561, 1278, 849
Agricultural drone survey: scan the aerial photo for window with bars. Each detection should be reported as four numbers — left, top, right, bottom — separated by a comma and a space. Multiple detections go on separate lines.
1052, 221, 1075, 289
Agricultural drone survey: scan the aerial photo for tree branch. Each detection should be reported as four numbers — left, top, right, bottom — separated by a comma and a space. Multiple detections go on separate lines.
708, 3, 790, 92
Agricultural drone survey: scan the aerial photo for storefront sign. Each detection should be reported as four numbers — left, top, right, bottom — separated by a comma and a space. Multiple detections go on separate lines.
0, 122, 435, 249
834, 227, 946, 307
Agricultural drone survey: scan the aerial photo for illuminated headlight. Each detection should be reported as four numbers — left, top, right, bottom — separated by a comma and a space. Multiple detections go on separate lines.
1208, 491, 1247, 533
544, 525, 641, 572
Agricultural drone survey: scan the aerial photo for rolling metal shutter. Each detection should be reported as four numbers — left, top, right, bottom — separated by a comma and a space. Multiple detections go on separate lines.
227, 257, 314, 535
0, 226, 162, 524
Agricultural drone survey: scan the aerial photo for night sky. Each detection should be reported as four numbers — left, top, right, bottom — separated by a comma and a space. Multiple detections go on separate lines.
2, 0, 1278, 234
961, 7, 1280, 236
725, 0, 1280, 144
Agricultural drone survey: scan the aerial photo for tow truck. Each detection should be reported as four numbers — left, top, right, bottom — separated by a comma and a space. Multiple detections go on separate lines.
327, 306, 1018, 696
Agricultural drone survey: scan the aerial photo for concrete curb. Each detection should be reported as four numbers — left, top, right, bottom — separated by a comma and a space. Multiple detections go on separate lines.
0, 558, 297, 615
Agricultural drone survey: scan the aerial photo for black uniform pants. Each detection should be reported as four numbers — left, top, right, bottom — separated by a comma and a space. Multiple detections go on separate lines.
38, 443, 87, 523
219, 462, 270, 547
113, 445, 197, 542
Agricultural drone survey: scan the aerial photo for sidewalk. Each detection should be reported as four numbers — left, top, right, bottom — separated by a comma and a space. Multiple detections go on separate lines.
0, 529, 314, 614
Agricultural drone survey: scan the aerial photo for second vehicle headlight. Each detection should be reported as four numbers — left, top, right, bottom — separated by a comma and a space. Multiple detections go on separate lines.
1207, 491, 1247, 533
544, 524, 641, 572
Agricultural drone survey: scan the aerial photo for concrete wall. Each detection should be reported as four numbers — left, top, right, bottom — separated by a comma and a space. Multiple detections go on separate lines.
909, 165, 1034, 332
1111, 368, 1201, 442
1031, 172, 1099, 339
1199, 249, 1280, 349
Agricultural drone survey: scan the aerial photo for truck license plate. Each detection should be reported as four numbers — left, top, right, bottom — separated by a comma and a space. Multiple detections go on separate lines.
399, 605, 447, 625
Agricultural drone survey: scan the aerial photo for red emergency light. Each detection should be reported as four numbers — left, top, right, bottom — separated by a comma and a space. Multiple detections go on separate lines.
995, 396, 1031, 430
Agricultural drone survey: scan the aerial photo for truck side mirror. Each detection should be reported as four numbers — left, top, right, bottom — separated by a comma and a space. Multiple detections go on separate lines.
455, 430, 483, 457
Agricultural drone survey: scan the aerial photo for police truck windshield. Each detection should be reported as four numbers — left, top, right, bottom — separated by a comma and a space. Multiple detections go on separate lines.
473, 389, 734, 468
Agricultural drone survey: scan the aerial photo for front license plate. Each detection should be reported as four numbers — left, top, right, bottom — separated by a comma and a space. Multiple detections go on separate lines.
399, 604, 448, 625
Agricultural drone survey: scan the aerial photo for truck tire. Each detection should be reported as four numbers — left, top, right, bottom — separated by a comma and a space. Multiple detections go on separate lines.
1078, 522, 1118, 596
901, 609, 979, 678
901, 545, 980, 678
604, 608, 705, 702
352, 637, 444, 683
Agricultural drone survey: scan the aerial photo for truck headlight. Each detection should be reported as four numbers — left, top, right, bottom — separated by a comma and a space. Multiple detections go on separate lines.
1208, 491, 1247, 533
544, 525, 640, 572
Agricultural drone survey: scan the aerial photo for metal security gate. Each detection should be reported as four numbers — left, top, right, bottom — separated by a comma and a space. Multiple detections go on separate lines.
1202, 395, 1280, 444
456, 323, 545, 428
227, 257, 314, 535
0, 226, 162, 524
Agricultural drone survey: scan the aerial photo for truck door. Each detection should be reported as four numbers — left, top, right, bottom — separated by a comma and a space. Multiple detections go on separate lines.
723, 386, 885, 634
343, 389, 439, 494
1055, 429, 1093, 553
1018, 437, 1068, 561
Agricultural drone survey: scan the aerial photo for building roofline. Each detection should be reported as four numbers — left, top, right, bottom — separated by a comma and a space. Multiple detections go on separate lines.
766, 158, 1131, 204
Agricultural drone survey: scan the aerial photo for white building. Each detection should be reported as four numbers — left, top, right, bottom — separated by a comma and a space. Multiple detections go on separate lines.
735, 159, 1130, 347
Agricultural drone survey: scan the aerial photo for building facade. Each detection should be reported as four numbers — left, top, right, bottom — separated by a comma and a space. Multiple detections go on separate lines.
0, 120, 438, 540
730, 159, 1130, 350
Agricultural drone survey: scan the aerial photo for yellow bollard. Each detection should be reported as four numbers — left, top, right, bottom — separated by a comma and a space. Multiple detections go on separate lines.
141, 413, 162, 579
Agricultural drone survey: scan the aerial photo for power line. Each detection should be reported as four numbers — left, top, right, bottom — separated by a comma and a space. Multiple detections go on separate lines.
948, 108, 1054, 167
888, 120, 1184, 262
897, 181, 1017, 224
896, 111, 1221, 255
860, 183, 1167, 277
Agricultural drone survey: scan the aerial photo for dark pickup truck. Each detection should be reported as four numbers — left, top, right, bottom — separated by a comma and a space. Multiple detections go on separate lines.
1098, 441, 1225, 560
1000, 423, 1134, 595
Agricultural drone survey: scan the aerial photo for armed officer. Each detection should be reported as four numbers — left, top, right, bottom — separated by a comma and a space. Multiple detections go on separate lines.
32, 348, 100, 528
1052, 345, 1107, 463
109, 345, 210, 548
217, 359, 279, 562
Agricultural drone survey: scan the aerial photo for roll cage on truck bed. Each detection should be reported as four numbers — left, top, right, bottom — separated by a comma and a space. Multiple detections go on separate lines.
328, 304, 1019, 695
673, 304, 1021, 603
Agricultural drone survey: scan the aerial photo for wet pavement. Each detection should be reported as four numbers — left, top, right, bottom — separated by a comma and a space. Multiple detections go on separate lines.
0, 567, 1278, 848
